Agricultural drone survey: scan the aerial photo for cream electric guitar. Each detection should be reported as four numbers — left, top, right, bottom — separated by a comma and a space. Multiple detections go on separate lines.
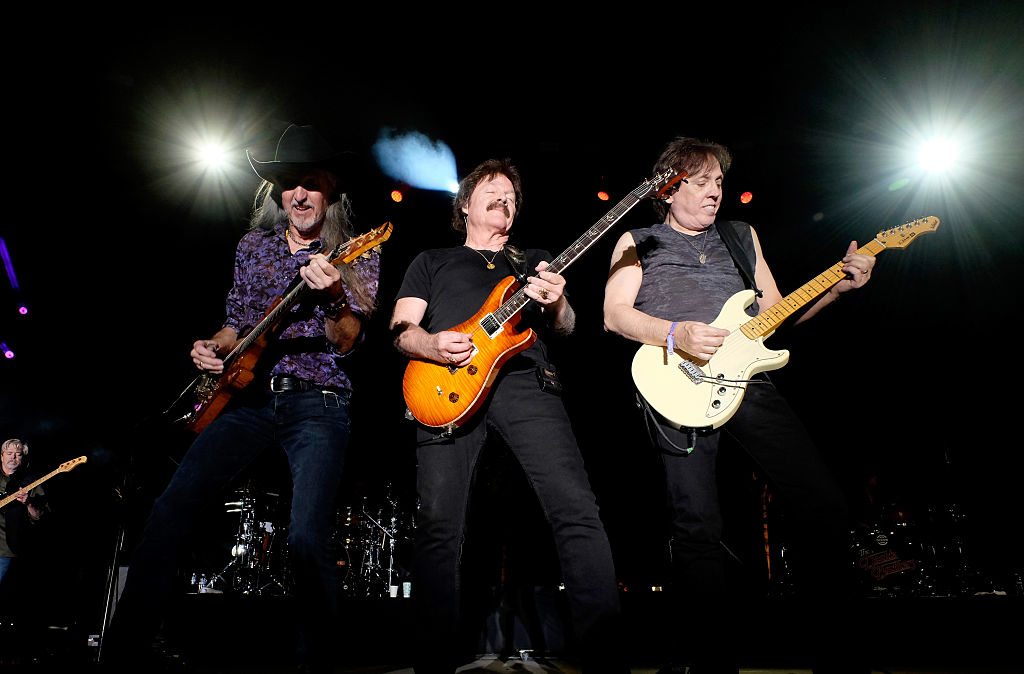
632, 216, 940, 430
0, 456, 87, 510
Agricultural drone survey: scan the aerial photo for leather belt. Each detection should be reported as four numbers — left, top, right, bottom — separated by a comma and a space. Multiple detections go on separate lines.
269, 374, 344, 395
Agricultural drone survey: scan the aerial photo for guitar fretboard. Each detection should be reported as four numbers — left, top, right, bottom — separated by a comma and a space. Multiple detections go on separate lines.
0, 458, 86, 509
488, 176, 671, 328
740, 239, 887, 339
221, 231, 376, 368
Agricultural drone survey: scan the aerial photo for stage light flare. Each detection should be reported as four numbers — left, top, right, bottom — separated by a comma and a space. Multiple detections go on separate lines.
390, 190, 404, 203
1, 343, 13, 359
197, 141, 230, 171
739, 191, 753, 204
372, 128, 459, 193
597, 191, 610, 201
917, 138, 960, 173
18, 304, 27, 315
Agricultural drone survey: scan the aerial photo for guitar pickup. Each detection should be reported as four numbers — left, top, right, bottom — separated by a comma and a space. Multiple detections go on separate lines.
479, 314, 502, 339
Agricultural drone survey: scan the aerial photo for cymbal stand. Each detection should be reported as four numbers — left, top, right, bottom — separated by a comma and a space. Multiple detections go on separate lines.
362, 508, 399, 596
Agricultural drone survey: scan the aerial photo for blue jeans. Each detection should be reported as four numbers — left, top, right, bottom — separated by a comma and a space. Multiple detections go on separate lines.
107, 388, 351, 667
0, 556, 11, 586
412, 368, 623, 673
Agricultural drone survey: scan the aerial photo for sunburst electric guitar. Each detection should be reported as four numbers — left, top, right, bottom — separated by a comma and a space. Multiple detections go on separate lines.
403, 169, 686, 430
0, 456, 87, 510
168, 222, 393, 434
632, 216, 940, 430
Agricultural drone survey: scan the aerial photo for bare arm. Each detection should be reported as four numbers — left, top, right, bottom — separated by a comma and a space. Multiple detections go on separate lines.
526, 261, 575, 336
748, 230, 875, 327
390, 297, 475, 366
603, 231, 729, 360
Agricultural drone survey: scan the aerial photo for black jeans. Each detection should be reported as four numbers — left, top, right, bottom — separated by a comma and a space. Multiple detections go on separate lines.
412, 368, 622, 673
655, 382, 851, 670
106, 388, 351, 669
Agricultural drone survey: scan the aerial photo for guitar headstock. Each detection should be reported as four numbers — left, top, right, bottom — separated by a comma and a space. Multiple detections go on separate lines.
653, 168, 688, 199
876, 216, 940, 249
631, 168, 688, 200
329, 221, 394, 266
59, 456, 87, 472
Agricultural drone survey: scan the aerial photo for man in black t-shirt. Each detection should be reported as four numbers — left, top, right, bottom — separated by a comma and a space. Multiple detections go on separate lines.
391, 158, 624, 674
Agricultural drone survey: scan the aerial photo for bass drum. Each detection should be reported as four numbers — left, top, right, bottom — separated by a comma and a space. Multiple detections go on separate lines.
850, 504, 932, 597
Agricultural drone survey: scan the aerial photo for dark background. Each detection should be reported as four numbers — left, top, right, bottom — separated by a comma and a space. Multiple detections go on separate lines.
2, 3, 1023, 641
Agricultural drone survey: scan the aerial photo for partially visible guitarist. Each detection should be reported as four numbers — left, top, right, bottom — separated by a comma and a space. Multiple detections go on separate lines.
105, 125, 379, 672
0, 439, 47, 592
390, 159, 625, 674
603, 137, 875, 674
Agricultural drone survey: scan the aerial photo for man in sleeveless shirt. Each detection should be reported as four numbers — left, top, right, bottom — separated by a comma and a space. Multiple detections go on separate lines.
604, 137, 875, 673
391, 158, 624, 674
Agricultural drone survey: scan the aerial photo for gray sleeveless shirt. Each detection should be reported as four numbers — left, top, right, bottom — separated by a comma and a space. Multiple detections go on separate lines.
630, 221, 760, 325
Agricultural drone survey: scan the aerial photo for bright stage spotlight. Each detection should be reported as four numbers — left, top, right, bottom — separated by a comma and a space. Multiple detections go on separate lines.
198, 142, 230, 171
917, 137, 960, 173
373, 129, 459, 194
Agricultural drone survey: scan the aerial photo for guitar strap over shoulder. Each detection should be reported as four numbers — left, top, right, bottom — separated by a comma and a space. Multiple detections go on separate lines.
715, 220, 763, 298
503, 244, 529, 284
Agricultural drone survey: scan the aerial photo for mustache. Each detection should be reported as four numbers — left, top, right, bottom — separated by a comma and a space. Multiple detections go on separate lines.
486, 200, 510, 217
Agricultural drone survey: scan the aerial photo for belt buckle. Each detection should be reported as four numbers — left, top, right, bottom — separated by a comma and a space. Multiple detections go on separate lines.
270, 375, 286, 393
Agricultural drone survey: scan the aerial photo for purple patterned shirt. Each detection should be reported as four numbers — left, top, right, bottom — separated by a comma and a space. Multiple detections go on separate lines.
222, 222, 380, 391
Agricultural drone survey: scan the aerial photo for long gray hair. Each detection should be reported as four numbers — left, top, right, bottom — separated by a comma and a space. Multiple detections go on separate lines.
250, 181, 377, 315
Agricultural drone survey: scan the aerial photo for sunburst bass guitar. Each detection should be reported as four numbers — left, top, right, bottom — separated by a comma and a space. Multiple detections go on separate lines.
403, 169, 685, 430
168, 222, 393, 434
631, 216, 939, 430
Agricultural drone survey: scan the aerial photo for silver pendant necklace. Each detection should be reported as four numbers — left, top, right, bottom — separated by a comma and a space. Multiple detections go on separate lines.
675, 228, 710, 264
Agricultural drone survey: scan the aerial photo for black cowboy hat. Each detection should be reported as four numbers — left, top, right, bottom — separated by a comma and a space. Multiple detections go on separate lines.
246, 124, 359, 192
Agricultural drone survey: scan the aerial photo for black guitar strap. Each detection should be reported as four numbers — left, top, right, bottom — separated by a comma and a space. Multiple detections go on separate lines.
503, 244, 529, 285
715, 220, 763, 298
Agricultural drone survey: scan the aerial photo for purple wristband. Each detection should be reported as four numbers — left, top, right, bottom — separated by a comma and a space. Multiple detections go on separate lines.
667, 321, 679, 352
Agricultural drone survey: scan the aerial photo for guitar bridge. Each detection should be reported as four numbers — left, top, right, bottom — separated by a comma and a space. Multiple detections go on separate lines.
677, 360, 705, 384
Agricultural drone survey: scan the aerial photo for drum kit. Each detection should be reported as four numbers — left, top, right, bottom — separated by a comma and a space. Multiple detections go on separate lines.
190, 484, 290, 596
845, 501, 1006, 598
759, 498, 994, 599
190, 482, 414, 599
333, 487, 415, 599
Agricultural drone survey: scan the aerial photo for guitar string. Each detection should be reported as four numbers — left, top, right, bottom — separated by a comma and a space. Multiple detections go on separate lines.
463, 180, 661, 353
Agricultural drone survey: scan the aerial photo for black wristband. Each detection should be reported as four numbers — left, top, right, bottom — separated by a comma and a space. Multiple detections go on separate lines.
323, 295, 348, 320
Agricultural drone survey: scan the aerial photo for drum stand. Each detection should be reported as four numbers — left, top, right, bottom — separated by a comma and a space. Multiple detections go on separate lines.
360, 509, 400, 596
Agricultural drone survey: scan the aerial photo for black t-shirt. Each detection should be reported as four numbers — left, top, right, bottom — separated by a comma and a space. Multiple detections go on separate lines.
395, 245, 555, 369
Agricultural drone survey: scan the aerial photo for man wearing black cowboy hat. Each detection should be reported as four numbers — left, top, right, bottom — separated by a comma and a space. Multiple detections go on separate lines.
105, 125, 380, 672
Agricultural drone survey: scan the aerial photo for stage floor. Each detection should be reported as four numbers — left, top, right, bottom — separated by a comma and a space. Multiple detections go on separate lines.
1, 593, 1020, 673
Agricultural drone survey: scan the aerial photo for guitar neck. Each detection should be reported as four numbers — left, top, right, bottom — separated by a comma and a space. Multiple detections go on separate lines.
221, 230, 373, 367
223, 281, 308, 368
0, 467, 61, 509
740, 239, 887, 339
490, 181, 656, 326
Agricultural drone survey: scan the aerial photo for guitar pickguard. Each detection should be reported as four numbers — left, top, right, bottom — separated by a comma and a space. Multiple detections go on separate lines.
632, 289, 790, 430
